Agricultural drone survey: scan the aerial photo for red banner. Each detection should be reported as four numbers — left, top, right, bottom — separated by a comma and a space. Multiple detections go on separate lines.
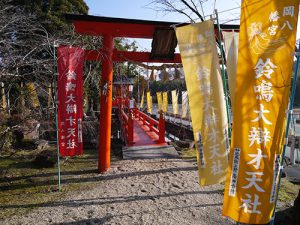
57, 46, 84, 156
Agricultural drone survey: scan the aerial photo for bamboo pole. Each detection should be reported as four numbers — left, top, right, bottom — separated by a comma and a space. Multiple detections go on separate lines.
215, 9, 231, 138
53, 41, 61, 191
215, 9, 238, 225
270, 44, 300, 225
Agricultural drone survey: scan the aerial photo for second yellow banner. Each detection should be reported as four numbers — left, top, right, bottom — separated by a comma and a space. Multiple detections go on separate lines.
176, 20, 229, 186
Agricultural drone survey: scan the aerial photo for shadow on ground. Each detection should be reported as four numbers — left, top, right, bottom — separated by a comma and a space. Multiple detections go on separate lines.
50, 202, 223, 225
0, 189, 222, 210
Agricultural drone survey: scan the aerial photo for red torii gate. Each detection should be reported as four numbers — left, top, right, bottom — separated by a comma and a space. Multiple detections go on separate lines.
66, 14, 239, 173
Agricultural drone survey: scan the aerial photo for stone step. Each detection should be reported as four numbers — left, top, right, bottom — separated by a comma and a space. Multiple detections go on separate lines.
122, 145, 179, 160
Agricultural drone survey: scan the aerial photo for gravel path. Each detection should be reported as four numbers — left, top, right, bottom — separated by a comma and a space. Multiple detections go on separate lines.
3, 158, 234, 225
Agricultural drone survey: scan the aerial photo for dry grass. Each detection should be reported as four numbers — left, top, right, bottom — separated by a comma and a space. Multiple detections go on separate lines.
0, 146, 98, 219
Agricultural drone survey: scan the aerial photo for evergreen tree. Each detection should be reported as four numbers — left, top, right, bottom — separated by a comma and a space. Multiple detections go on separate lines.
12, 0, 89, 32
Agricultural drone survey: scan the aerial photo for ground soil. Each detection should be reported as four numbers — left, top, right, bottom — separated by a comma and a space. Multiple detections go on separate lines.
1, 157, 234, 225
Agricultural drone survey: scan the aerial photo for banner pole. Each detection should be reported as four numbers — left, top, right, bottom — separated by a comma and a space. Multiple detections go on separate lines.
215, 9, 239, 225
215, 9, 232, 138
270, 43, 300, 225
53, 41, 61, 191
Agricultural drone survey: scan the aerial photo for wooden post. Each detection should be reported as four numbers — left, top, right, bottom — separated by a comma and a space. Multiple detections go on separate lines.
98, 34, 114, 173
128, 109, 134, 145
158, 111, 165, 143
290, 136, 296, 165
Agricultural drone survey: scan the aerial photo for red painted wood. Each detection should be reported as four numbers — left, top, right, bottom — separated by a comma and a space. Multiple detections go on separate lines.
71, 17, 239, 39
85, 50, 182, 63
67, 14, 239, 172
133, 119, 167, 147
98, 34, 114, 173
135, 110, 158, 134
127, 110, 134, 145
158, 112, 166, 144
113, 51, 182, 63
133, 109, 166, 144
74, 21, 170, 38
117, 108, 167, 146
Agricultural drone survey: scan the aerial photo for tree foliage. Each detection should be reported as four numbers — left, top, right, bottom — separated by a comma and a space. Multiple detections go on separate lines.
0, 0, 94, 151
0, 0, 141, 117
0, 1, 55, 114
12, 0, 89, 32
0, 0, 99, 110
114, 38, 139, 77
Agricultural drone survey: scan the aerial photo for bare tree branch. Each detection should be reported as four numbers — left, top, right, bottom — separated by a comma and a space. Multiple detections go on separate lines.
149, 0, 209, 22
180, 0, 204, 21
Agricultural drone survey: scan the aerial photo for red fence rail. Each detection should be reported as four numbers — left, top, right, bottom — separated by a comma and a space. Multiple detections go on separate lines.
113, 97, 130, 108
134, 109, 165, 144
116, 97, 166, 145
118, 106, 133, 145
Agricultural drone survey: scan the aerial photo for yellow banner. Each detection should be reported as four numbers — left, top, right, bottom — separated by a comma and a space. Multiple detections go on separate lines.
156, 92, 162, 112
140, 90, 144, 109
176, 20, 228, 186
162, 92, 168, 112
222, 31, 239, 107
171, 90, 179, 115
146, 91, 152, 114
223, 1, 299, 224
182, 91, 188, 118
26, 83, 40, 108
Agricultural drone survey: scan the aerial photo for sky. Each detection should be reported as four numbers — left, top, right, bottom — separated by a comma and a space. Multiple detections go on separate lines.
85, 0, 241, 22
84, 0, 242, 50
84, 0, 300, 51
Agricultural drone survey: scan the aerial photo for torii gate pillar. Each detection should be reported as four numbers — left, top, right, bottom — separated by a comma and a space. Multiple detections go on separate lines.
98, 34, 114, 173
66, 14, 239, 174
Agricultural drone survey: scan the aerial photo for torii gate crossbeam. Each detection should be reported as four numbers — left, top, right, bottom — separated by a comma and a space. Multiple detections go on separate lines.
66, 14, 239, 173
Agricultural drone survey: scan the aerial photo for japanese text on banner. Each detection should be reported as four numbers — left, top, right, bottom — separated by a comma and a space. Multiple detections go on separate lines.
57, 46, 84, 156
176, 20, 229, 186
222, 1, 299, 224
